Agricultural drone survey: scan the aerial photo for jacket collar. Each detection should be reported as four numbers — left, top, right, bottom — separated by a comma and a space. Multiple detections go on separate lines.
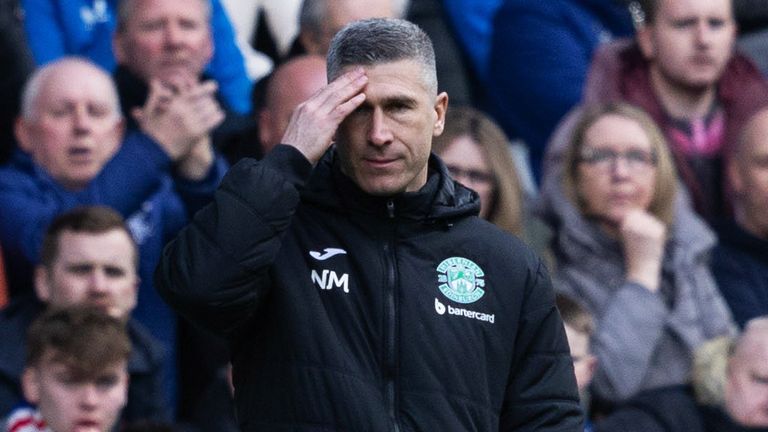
301, 147, 480, 223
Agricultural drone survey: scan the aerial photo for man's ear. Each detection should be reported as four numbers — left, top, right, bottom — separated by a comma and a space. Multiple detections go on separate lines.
113, 33, 126, 65
727, 156, 745, 196
432, 92, 449, 137
15, 117, 33, 154
34, 266, 52, 303
258, 109, 275, 151
21, 367, 40, 404
637, 26, 656, 60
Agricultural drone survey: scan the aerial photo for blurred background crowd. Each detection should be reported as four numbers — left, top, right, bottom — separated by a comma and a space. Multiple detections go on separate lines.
1, 0, 767, 431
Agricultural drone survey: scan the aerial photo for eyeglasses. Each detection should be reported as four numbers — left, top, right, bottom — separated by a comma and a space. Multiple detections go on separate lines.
446, 164, 495, 186
578, 148, 657, 171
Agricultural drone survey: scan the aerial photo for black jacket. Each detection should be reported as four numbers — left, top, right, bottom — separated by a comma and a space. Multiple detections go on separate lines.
0, 296, 169, 423
156, 145, 582, 431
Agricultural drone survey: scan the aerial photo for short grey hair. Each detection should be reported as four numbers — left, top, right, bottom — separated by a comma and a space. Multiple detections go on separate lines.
326, 18, 437, 94
20, 57, 122, 120
299, 0, 410, 36
115, 0, 212, 32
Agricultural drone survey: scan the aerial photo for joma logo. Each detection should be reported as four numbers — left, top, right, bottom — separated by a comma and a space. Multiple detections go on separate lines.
311, 269, 349, 293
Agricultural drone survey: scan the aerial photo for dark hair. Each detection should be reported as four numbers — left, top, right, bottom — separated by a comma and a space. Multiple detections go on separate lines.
326, 18, 437, 94
26, 305, 131, 379
39, 206, 137, 269
556, 293, 594, 335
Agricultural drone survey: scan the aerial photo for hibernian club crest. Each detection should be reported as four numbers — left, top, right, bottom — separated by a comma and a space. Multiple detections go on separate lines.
437, 257, 485, 304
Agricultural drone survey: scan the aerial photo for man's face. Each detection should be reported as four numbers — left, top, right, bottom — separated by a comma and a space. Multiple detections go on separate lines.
15, 65, 123, 191
335, 60, 447, 196
22, 355, 128, 432
725, 336, 768, 427
114, 0, 213, 83
639, 0, 736, 92
36, 229, 138, 321
730, 111, 768, 239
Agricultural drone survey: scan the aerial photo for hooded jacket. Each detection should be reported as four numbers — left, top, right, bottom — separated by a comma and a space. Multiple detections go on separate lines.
156, 144, 583, 431
537, 140, 736, 403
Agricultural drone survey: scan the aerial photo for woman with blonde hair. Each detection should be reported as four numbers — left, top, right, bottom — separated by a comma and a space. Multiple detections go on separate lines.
432, 106, 525, 236
538, 102, 735, 406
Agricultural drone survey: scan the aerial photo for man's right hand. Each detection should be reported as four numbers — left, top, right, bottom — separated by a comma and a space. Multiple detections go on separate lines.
134, 78, 225, 161
280, 68, 368, 165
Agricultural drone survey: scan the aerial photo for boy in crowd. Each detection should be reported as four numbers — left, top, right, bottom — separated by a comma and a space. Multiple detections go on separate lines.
4, 305, 131, 432
557, 293, 598, 431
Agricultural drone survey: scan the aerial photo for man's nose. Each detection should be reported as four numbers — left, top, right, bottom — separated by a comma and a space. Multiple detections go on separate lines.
88, 270, 109, 293
367, 108, 393, 146
695, 21, 713, 46
164, 22, 185, 47
72, 105, 92, 132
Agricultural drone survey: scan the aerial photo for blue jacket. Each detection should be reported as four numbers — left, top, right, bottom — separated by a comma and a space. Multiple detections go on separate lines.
0, 296, 169, 423
21, 0, 253, 114
486, 0, 634, 182
0, 132, 227, 405
712, 223, 768, 328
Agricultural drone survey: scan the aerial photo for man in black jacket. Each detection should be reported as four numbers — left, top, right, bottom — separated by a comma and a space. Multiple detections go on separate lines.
156, 17, 582, 431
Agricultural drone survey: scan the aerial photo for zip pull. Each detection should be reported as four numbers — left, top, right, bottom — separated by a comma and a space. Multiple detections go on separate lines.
386, 199, 395, 219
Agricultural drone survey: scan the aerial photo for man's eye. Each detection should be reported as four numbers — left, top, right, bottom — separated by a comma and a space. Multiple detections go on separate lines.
105, 266, 127, 277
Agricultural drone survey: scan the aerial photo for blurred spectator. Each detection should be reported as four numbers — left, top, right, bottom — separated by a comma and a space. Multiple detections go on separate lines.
21, 0, 253, 114
432, 106, 524, 235
712, 108, 768, 328
0, 207, 167, 424
442, 0, 502, 81
112, 0, 251, 163
222, 54, 327, 163
286, 0, 408, 58
0, 0, 33, 164
4, 305, 130, 432
486, 0, 634, 183
578, 0, 768, 222
0, 57, 227, 412
594, 317, 768, 431
556, 293, 598, 432
538, 103, 735, 405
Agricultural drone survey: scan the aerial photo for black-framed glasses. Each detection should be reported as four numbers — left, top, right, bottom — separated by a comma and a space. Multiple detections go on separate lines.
578, 148, 657, 171
446, 164, 495, 186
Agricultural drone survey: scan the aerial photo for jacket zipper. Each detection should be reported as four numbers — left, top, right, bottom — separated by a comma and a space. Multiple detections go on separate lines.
384, 199, 400, 432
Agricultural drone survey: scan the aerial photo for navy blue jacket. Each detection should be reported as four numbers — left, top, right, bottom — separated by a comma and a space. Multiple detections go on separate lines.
712, 223, 768, 328
0, 297, 169, 422
156, 145, 583, 431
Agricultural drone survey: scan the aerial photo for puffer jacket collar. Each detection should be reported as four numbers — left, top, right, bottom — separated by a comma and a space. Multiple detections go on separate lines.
300, 147, 480, 224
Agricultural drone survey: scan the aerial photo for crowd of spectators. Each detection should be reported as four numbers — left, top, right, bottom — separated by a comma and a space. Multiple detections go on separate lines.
1, 0, 768, 430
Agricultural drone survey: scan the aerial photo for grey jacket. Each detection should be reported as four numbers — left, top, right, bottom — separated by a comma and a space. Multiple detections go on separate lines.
537, 148, 736, 403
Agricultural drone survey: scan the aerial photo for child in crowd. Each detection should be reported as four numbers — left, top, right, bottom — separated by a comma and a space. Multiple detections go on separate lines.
557, 293, 598, 431
4, 305, 130, 432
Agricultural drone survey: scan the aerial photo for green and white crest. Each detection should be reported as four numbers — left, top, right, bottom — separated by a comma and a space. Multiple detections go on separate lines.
437, 257, 485, 304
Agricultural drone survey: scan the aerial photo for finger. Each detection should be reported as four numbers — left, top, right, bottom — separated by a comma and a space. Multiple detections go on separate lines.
309, 68, 367, 113
331, 92, 366, 121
